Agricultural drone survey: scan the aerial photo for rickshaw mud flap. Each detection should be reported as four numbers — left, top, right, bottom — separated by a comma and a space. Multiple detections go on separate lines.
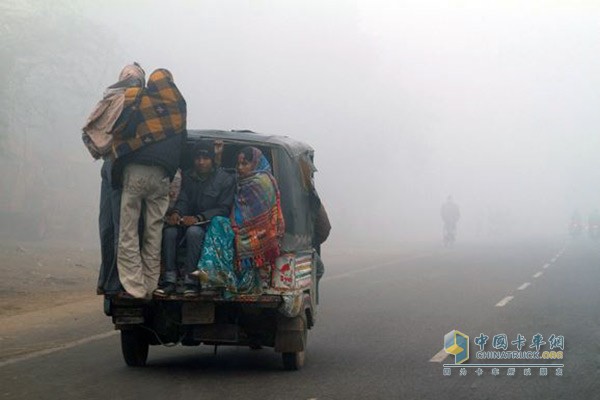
193, 324, 240, 343
181, 302, 215, 325
274, 314, 307, 353
112, 307, 145, 325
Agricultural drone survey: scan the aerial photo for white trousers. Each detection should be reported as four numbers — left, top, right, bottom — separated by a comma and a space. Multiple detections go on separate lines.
117, 164, 170, 298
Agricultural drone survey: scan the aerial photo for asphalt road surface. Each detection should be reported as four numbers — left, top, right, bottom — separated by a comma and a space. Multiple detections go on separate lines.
2, 237, 599, 400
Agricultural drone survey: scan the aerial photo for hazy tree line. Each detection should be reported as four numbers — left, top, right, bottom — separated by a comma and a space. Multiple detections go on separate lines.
0, 0, 118, 244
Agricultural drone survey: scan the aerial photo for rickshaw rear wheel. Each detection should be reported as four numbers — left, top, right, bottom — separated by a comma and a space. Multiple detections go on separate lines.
121, 328, 149, 367
282, 349, 305, 370
282, 327, 307, 370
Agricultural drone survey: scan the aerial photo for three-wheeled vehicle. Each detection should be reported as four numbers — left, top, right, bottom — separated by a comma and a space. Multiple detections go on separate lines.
104, 129, 320, 370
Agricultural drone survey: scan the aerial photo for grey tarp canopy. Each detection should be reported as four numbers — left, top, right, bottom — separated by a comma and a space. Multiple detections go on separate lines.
188, 129, 317, 253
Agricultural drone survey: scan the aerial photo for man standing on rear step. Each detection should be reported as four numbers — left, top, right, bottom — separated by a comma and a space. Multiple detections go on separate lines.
110, 68, 186, 300
154, 142, 235, 298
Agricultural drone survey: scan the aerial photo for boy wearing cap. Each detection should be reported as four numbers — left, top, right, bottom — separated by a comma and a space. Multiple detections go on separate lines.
154, 142, 235, 297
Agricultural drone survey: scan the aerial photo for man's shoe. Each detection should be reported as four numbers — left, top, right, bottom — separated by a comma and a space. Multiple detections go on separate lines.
153, 283, 176, 298
183, 285, 200, 298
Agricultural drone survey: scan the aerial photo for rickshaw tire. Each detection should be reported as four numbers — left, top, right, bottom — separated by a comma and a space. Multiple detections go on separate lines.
282, 350, 305, 370
121, 328, 149, 367
282, 328, 307, 370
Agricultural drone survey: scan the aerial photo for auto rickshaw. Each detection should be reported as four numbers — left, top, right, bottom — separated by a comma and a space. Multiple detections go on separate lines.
105, 129, 322, 370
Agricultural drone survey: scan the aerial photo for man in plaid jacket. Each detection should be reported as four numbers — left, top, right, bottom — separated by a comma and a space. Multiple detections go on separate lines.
110, 68, 186, 299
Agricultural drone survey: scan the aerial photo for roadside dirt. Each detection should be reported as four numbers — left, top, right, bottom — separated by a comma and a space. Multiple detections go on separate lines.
0, 241, 112, 362
0, 241, 99, 318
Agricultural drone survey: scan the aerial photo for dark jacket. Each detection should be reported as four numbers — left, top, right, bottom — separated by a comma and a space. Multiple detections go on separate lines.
171, 168, 235, 221
441, 202, 460, 224
111, 134, 184, 188
310, 189, 331, 247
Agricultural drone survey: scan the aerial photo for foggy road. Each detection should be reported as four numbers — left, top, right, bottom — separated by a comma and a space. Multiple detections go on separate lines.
4, 3, 600, 399
1, 238, 598, 400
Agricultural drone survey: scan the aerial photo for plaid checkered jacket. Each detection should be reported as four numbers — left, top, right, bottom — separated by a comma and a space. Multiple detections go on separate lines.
111, 69, 187, 159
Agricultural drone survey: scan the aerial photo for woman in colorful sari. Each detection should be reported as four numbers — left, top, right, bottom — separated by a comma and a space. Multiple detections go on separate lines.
231, 147, 285, 291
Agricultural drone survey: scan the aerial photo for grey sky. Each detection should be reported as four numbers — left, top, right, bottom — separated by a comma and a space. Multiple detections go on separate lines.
7, 0, 600, 245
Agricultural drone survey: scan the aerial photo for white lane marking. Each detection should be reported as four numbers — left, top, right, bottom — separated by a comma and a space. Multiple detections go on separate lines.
429, 348, 449, 362
517, 282, 531, 290
542, 263, 550, 269
322, 253, 433, 282
533, 271, 543, 278
0, 331, 118, 368
495, 296, 514, 307
550, 257, 557, 263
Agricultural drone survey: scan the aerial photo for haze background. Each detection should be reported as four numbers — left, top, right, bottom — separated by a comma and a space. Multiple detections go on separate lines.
2, 0, 600, 248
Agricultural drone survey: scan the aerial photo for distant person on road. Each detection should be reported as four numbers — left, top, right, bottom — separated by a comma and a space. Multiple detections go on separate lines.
441, 196, 460, 245
154, 142, 235, 298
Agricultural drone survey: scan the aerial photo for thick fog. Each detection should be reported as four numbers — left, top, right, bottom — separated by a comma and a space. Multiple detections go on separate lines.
2, 0, 600, 248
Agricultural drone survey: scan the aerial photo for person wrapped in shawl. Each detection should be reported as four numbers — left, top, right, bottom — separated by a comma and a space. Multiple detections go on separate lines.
85, 63, 145, 296
82, 63, 145, 159
232, 147, 285, 278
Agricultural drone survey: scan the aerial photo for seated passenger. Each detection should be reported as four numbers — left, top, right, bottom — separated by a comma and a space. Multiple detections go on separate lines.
231, 147, 285, 289
154, 142, 235, 297
168, 169, 182, 209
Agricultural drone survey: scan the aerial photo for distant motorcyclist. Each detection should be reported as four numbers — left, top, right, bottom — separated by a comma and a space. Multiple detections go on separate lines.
441, 196, 460, 245
588, 209, 600, 239
570, 210, 583, 238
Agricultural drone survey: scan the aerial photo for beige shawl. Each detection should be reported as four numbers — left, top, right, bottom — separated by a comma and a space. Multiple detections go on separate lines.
82, 64, 145, 159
